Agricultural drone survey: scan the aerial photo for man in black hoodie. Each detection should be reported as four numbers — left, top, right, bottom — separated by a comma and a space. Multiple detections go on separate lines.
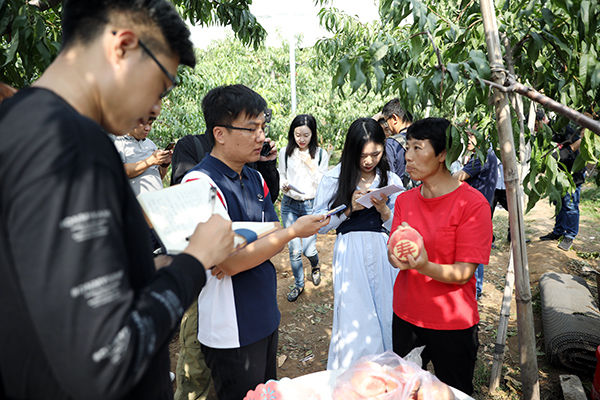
0, 1, 234, 399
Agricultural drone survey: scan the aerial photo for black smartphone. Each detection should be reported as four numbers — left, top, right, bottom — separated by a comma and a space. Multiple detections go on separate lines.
260, 142, 271, 157
164, 142, 175, 151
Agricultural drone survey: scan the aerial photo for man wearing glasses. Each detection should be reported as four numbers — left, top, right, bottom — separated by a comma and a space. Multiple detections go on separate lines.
180, 84, 329, 400
170, 106, 280, 202
0, 1, 235, 399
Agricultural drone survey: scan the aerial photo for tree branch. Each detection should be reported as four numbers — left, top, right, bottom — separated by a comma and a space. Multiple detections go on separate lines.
480, 76, 600, 136
452, 85, 468, 115
424, 4, 453, 26
466, 18, 482, 30
455, 0, 476, 23
409, 31, 429, 40
425, 31, 446, 102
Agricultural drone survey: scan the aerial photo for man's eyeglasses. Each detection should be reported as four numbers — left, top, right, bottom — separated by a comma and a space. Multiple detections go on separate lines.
137, 39, 179, 99
217, 125, 269, 136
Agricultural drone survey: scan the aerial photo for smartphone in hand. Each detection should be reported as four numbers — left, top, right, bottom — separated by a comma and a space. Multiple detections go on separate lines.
324, 204, 347, 218
260, 142, 271, 157
164, 142, 175, 151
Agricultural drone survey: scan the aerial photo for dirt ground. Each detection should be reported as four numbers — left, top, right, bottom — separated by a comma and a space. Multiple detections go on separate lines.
169, 186, 600, 399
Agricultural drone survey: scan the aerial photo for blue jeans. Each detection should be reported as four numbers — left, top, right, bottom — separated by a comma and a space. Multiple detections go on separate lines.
280, 195, 319, 289
475, 264, 484, 299
553, 185, 581, 239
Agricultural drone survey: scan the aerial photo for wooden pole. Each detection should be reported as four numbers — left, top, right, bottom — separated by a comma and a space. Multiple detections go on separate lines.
501, 35, 530, 181
489, 247, 515, 391
479, 0, 541, 398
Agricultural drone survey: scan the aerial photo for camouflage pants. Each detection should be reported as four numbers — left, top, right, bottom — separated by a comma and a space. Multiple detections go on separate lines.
174, 303, 212, 400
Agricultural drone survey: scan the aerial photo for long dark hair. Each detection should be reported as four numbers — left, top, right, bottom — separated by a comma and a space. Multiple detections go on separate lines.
285, 114, 319, 159
330, 118, 389, 211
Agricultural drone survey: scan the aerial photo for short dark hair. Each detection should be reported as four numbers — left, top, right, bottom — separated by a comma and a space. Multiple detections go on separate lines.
285, 114, 319, 159
535, 108, 546, 121
382, 98, 413, 123
61, 0, 195, 68
406, 117, 451, 156
201, 84, 268, 146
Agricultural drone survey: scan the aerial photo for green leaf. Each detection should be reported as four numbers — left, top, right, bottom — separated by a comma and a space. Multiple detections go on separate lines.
373, 64, 385, 92
370, 41, 388, 63
469, 50, 490, 80
403, 76, 419, 103
427, 13, 437, 33
446, 125, 464, 168
0, 3, 11, 36
465, 85, 477, 112
541, 8, 554, 27
580, 128, 600, 163
349, 57, 366, 93
572, 153, 588, 174
335, 56, 352, 88
446, 63, 460, 82
35, 40, 52, 64
525, 189, 540, 213
591, 61, 600, 90
413, 0, 428, 31
580, 53, 590, 87
410, 35, 423, 58
581, 0, 590, 37
527, 32, 543, 64
1, 32, 19, 68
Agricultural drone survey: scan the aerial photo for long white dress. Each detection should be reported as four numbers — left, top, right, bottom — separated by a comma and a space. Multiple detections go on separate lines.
313, 164, 404, 370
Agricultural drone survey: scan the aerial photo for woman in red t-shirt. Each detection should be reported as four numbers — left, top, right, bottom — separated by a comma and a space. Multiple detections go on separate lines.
388, 117, 492, 396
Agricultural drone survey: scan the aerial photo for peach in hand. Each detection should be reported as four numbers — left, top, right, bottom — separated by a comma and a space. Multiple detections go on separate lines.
388, 224, 424, 262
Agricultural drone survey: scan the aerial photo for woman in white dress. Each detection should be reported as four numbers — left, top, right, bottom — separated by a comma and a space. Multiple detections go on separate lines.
313, 117, 404, 370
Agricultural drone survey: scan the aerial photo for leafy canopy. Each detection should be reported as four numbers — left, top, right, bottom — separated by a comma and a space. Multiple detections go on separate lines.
151, 33, 387, 160
0, 0, 266, 87
315, 0, 600, 211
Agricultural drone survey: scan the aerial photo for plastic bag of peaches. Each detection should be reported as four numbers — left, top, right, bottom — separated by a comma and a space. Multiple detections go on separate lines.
332, 349, 455, 400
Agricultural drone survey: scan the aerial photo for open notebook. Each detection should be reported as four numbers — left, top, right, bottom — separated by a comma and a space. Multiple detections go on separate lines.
137, 180, 278, 255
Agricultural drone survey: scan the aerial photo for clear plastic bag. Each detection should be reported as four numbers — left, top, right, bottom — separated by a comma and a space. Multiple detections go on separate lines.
332, 349, 455, 400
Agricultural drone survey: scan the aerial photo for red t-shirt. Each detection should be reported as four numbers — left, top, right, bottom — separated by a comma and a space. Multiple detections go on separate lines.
391, 183, 492, 330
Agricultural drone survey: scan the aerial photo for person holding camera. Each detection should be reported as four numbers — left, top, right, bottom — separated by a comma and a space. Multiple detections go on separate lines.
278, 114, 330, 302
